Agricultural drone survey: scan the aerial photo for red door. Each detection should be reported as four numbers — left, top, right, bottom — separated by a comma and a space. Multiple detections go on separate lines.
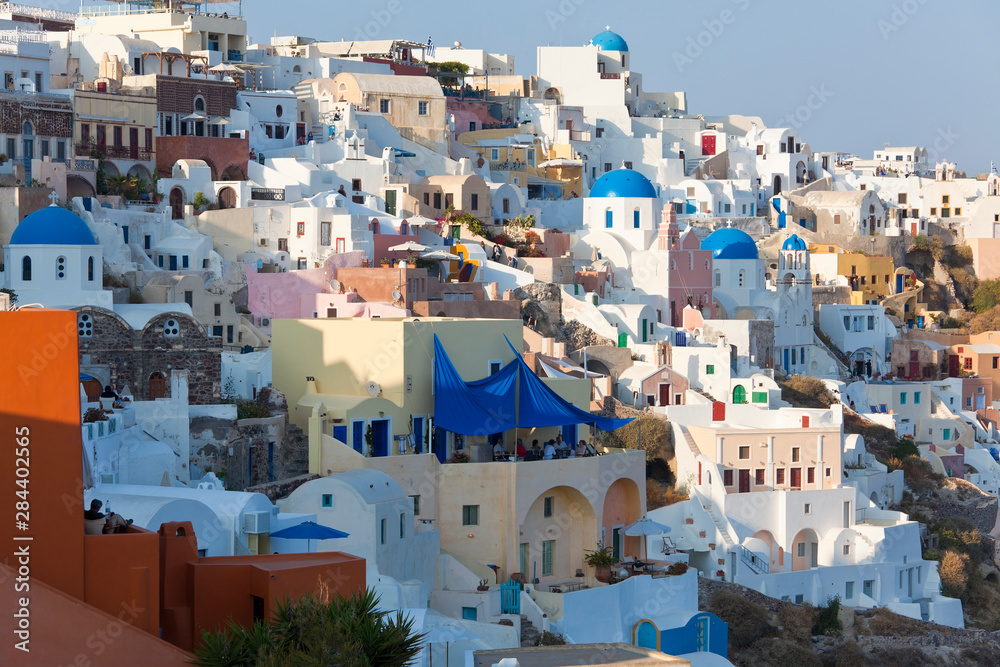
659, 383, 670, 406
701, 134, 716, 156
949, 355, 960, 377
790, 468, 801, 488
911, 222, 917, 236
909, 363, 919, 377
738, 469, 750, 493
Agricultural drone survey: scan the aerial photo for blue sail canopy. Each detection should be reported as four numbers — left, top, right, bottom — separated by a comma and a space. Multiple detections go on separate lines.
433, 334, 633, 435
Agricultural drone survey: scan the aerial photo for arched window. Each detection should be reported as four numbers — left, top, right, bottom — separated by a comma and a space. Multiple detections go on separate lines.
21, 255, 30, 281
87, 257, 94, 282
714, 269, 721, 287
21, 121, 32, 136
56, 255, 66, 280
292, 65, 301, 73
194, 96, 206, 113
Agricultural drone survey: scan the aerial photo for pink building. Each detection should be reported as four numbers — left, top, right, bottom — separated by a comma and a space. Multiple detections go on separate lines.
659, 209, 715, 326
371, 217, 424, 265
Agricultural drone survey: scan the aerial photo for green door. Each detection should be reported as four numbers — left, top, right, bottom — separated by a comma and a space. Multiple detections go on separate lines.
618, 333, 628, 348
641, 319, 648, 342
385, 189, 397, 216
733, 385, 747, 404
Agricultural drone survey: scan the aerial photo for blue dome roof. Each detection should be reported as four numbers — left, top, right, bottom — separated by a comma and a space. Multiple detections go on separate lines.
9, 205, 97, 246
782, 234, 807, 251
702, 228, 759, 260
590, 28, 629, 52
589, 169, 657, 199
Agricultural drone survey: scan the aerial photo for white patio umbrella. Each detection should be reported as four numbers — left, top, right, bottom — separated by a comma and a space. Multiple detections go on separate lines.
210, 63, 243, 73
624, 517, 671, 561
420, 250, 461, 261
537, 158, 582, 169
388, 241, 429, 252
181, 112, 208, 121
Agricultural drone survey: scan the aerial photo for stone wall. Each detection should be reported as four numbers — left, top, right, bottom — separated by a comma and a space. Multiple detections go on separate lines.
813, 285, 852, 308
75, 306, 221, 404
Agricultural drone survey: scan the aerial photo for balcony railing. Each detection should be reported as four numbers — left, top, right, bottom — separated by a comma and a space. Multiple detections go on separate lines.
739, 546, 769, 574
490, 160, 525, 172
72, 158, 96, 171
0, 3, 76, 21
569, 130, 592, 142
599, 72, 621, 80
250, 187, 285, 201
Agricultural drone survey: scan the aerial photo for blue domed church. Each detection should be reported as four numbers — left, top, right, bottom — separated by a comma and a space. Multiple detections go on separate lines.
2, 204, 113, 309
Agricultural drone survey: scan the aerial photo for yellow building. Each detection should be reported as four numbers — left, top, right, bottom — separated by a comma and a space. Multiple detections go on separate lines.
809, 243, 896, 305
74, 85, 158, 181
459, 128, 571, 199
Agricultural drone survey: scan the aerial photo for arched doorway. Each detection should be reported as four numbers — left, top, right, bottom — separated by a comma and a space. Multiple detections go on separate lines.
148, 371, 166, 399
81, 378, 103, 403
633, 619, 659, 650
67, 174, 96, 198
217, 186, 236, 209
790, 528, 819, 571
169, 187, 184, 219
602, 478, 641, 561
220, 164, 246, 181
733, 385, 746, 404
519, 486, 596, 584
773, 175, 782, 195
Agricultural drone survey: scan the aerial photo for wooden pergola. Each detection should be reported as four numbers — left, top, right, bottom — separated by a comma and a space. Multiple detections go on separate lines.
143, 51, 210, 78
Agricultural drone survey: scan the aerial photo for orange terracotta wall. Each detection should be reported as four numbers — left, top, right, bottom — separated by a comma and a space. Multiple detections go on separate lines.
84, 528, 161, 634
0, 310, 86, 601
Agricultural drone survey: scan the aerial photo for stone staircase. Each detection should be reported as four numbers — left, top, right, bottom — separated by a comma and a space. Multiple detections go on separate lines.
519, 615, 541, 647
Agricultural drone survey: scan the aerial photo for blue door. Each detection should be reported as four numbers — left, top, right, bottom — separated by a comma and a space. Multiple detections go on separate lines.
918, 315, 925, 328
412, 417, 424, 454
122, 226, 129, 243
635, 620, 658, 650
562, 424, 576, 449
352, 421, 365, 454
267, 442, 274, 482
371, 419, 389, 457
896, 274, 903, 293
169, 255, 177, 270
433, 426, 447, 463
333, 425, 347, 445
696, 616, 709, 652
783, 348, 790, 375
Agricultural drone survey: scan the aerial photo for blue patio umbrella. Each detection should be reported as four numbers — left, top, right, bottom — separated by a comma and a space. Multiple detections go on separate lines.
269, 521, 349, 553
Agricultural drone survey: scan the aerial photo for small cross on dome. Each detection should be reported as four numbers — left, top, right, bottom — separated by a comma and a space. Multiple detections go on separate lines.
48, 190, 59, 206
606, 25, 611, 30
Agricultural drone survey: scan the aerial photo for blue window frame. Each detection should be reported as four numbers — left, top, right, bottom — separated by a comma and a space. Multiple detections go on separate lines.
605, 210, 613, 228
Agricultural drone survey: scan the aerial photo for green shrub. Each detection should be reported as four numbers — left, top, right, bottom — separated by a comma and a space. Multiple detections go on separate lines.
236, 400, 271, 420
812, 595, 843, 636
538, 631, 566, 646
973, 279, 1000, 313
83, 407, 108, 423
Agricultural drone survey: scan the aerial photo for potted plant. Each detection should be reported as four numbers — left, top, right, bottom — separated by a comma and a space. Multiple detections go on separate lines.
380, 257, 391, 267
584, 545, 617, 583
477, 579, 490, 592
447, 451, 470, 463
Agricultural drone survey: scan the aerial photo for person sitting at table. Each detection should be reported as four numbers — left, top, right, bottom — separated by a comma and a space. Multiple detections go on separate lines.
555, 434, 565, 451
580, 439, 596, 457
531, 440, 541, 457
515, 438, 527, 459
493, 440, 506, 461
542, 440, 556, 460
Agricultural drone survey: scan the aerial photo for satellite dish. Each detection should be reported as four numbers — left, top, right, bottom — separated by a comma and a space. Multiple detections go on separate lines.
453, 41, 462, 49
366, 381, 381, 397
330, 279, 342, 292
392, 290, 402, 302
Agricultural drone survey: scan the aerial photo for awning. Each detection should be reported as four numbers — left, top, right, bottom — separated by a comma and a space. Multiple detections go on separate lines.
433, 334, 632, 435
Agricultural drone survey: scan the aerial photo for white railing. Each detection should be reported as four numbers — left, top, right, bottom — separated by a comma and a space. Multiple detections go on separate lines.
0, 27, 48, 44
0, 2, 75, 21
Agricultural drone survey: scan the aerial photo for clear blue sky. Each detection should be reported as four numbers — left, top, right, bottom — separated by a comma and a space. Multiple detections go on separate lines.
235, 0, 995, 172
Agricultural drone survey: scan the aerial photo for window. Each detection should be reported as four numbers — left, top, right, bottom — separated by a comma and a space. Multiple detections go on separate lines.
604, 162, 612, 172
964, 357, 973, 370
797, 542, 805, 558
55, 255, 66, 280
804, 503, 812, 515
351, 178, 362, 191
738, 445, 750, 460
88, 257, 94, 281
297, 222, 305, 236
900, 392, 907, 405
163, 318, 180, 337
433, 192, 442, 209
792, 447, 800, 462
863, 580, 874, 597
145, 128, 153, 149
182, 291, 193, 307
502, 198, 510, 214
724, 469, 733, 486
462, 505, 479, 526
278, 238, 288, 252
994, 357, 998, 369
489, 360, 503, 375
77, 313, 93, 338
410, 495, 420, 516
755, 469, 765, 485
942, 195, 950, 204
321, 494, 332, 508
930, 207, 937, 215
113, 126, 122, 147
943, 428, 951, 440
489, 147, 500, 161
633, 209, 640, 228
776, 468, 785, 484
380, 518, 386, 544
544, 496, 554, 518
418, 101, 428, 115
867, 315, 875, 330
321, 221, 331, 246
212, 303, 221, 317
297, 257, 307, 270
212, 325, 223, 338
844, 544, 852, 557
845, 581, 854, 600
542, 539, 554, 577
955, 207, 962, 216
605, 209, 613, 228
942, 208, 950, 218
706, 365, 714, 375
379, 98, 390, 113
182, 255, 189, 269
470, 193, 478, 211
914, 391, 920, 404
826, 467, 831, 477
807, 467, 815, 484
400, 513, 406, 538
